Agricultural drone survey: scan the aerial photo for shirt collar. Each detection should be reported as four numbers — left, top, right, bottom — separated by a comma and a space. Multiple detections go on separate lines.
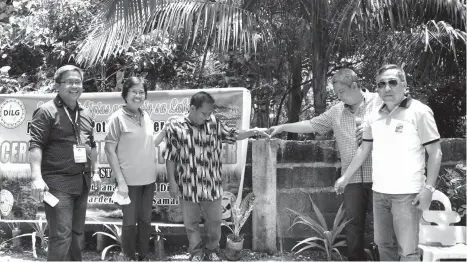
184, 113, 213, 128
53, 94, 83, 111
379, 95, 413, 112
122, 106, 143, 117
399, 95, 413, 108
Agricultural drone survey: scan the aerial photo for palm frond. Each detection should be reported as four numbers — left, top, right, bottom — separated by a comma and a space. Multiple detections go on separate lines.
287, 208, 326, 236
332, 219, 352, 242
331, 210, 352, 241
332, 240, 347, 248
92, 231, 119, 242
332, 247, 344, 261
0, 233, 34, 245
308, 195, 328, 231
101, 244, 121, 260
289, 220, 326, 238
335, 0, 466, 51
221, 220, 235, 235
76, 0, 265, 66
356, 18, 465, 80
101, 224, 122, 243
332, 202, 346, 230
293, 236, 324, 248
292, 241, 326, 254
422, 20, 466, 61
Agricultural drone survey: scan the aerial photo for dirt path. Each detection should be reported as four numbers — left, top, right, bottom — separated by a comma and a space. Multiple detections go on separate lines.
0, 248, 334, 261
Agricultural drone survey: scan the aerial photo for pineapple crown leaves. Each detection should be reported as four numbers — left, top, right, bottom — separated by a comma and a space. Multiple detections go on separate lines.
288, 194, 352, 259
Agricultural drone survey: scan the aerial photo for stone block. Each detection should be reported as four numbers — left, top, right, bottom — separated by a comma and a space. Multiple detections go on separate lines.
277, 140, 338, 163
309, 192, 344, 214
277, 168, 294, 189
292, 167, 340, 188
278, 191, 343, 215
277, 192, 309, 215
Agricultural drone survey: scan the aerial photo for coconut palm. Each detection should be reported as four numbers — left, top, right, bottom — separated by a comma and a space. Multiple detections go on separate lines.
76, 0, 265, 66
76, 0, 466, 120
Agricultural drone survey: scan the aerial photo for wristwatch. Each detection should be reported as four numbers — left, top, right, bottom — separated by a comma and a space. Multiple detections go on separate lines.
424, 184, 435, 193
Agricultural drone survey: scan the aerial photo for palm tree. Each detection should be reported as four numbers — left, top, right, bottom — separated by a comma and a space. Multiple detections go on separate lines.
76, 0, 265, 67
76, 0, 466, 123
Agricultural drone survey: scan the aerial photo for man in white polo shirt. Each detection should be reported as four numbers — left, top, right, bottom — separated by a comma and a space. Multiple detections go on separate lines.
334, 64, 443, 261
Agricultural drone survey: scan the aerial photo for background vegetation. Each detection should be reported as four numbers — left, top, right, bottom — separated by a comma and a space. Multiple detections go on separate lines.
0, 0, 465, 138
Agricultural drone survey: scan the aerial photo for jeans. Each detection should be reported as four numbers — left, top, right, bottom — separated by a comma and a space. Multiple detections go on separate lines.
373, 191, 422, 261
181, 198, 222, 257
44, 178, 89, 261
343, 183, 373, 261
121, 183, 155, 260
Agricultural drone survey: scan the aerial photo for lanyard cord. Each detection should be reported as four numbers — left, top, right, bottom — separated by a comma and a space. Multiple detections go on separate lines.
64, 106, 81, 144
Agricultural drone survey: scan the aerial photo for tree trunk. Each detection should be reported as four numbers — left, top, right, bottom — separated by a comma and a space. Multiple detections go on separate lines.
311, 0, 329, 116
287, 55, 302, 140
312, 63, 328, 116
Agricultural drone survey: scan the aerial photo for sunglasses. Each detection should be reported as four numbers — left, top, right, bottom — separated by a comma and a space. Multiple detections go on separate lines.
377, 79, 399, 89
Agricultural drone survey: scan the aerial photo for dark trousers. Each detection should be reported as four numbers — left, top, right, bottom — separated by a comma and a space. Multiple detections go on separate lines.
44, 180, 89, 261
121, 183, 155, 260
181, 198, 222, 257
343, 182, 373, 261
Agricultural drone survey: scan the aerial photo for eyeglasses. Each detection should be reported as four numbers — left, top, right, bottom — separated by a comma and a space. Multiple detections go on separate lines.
377, 79, 399, 89
59, 80, 83, 86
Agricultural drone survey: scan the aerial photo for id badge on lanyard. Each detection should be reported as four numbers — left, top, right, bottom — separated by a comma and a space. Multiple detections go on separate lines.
73, 144, 87, 163
65, 106, 86, 163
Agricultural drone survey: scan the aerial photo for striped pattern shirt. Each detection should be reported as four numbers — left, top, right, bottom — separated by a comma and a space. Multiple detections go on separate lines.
163, 114, 238, 203
308, 90, 383, 184
29, 95, 95, 195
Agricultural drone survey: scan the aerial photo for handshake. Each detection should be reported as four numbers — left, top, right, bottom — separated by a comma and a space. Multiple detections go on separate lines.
250, 125, 294, 139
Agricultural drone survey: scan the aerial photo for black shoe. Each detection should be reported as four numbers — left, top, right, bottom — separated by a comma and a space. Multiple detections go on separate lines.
138, 255, 149, 261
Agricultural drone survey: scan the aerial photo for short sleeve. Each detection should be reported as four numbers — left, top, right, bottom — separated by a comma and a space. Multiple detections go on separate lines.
362, 119, 373, 142
219, 119, 239, 144
417, 107, 440, 146
163, 119, 180, 162
104, 114, 122, 144
309, 107, 334, 134
29, 107, 53, 150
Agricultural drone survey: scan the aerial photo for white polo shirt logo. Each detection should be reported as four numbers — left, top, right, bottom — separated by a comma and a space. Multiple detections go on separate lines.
395, 123, 404, 133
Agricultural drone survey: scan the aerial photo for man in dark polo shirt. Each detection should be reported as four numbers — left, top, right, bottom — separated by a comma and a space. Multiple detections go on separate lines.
29, 65, 101, 261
